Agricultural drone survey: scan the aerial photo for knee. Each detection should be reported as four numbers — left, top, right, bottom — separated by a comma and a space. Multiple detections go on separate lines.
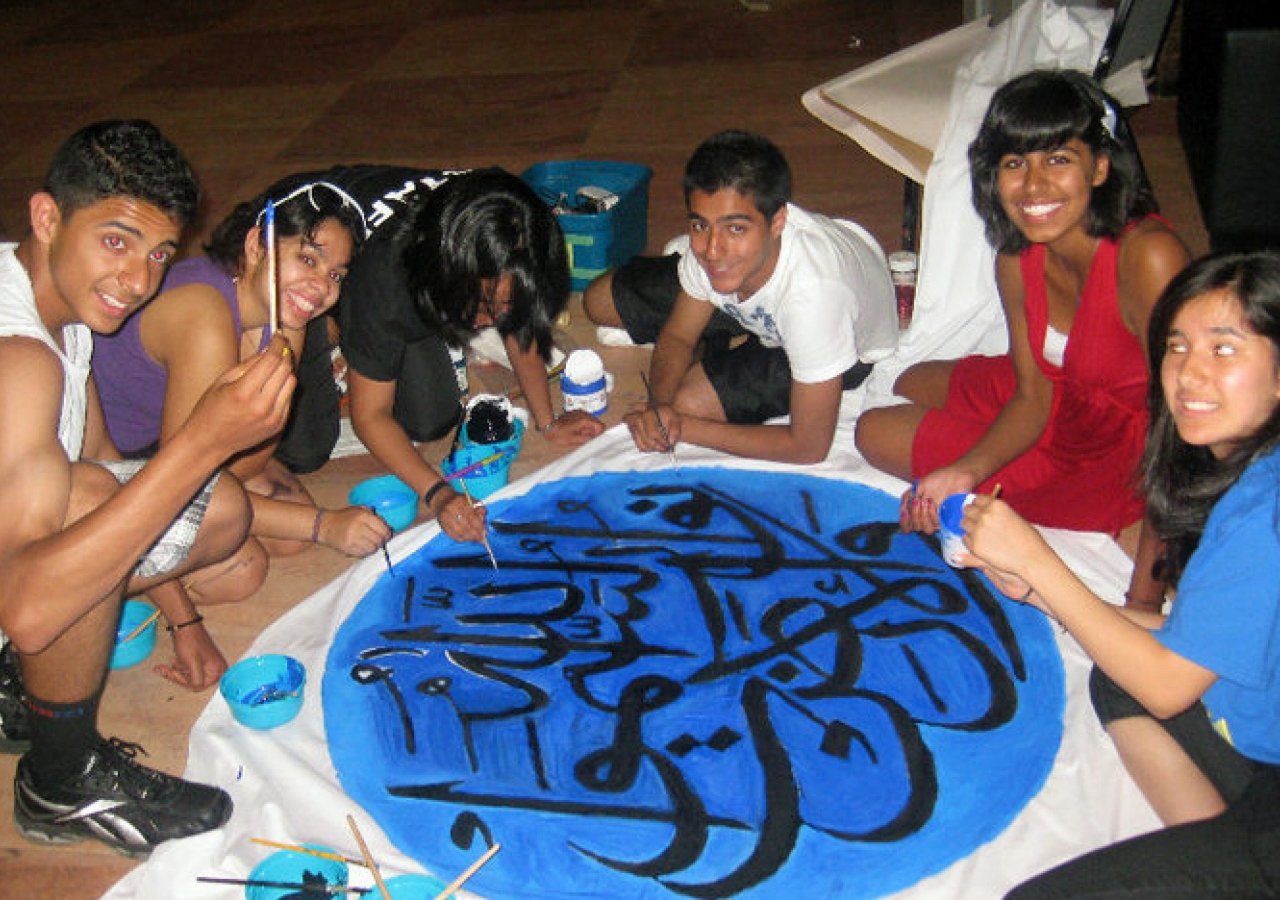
892, 360, 954, 406
276, 413, 338, 473
222, 538, 269, 603
200, 474, 254, 563
672, 367, 724, 422
65, 462, 123, 527
891, 366, 922, 400
247, 462, 312, 506
853, 408, 884, 458
188, 538, 269, 606
581, 271, 616, 325
854, 406, 911, 474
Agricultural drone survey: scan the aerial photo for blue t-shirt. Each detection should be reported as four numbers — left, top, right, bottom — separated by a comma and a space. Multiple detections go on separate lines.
1157, 444, 1280, 763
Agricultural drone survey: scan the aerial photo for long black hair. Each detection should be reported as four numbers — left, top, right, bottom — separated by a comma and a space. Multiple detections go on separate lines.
1142, 251, 1280, 584
204, 174, 368, 277
399, 167, 569, 358
969, 69, 1156, 254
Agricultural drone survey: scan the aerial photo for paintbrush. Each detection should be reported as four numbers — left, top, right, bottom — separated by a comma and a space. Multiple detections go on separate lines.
120, 607, 162, 644
249, 838, 365, 867
346, 814, 392, 900
459, 480, 498, 571
639, 370, 678, 467
197, 876, 369, 895
362, 505, 395, 577
265, 199, 279, 338
429, 843, 501, 900
444, 450, 508, 483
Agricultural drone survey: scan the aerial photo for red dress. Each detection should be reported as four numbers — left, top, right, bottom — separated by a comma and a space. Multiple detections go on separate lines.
911, 226, 1153, 534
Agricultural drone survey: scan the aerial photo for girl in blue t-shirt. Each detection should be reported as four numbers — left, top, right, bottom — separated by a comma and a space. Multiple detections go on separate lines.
959, 250, 1280, 897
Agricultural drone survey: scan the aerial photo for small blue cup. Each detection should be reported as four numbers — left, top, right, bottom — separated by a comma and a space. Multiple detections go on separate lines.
938, 493, 975, 567
220, 654, 306, 730
349, 475, 419, 532
247, 845, 347, 900
443, 417, 525, 500
110, 599, 158, 670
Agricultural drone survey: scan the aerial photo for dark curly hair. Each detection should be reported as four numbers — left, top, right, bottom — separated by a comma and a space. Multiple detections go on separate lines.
43, 119, 199, 227
399, 167, 569, 359
969, 69, 1156, 255
204, 174, 368, 277
1142, 251, 1280, 586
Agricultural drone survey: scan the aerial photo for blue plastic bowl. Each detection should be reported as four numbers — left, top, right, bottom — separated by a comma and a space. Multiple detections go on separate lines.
348, 475, 419, 532
220, 654, 306, 730
383, 874, 453, 899
247, 845, 347, 900
443, 418, 525, 500
110, 599, 158, 670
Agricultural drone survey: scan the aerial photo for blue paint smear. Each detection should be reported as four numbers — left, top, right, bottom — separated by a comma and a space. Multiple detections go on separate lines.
325, 469, 1063, 900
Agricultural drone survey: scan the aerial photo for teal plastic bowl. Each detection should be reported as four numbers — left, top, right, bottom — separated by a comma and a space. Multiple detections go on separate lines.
110, 599, 158, 670
349, 475, 419, 532
247, 845, 347, 900
383, 874, 453, 899
220, 654, 306, 730
443, 418, 525, 500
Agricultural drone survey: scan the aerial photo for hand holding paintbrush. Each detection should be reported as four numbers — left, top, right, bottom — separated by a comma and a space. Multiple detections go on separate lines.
638, 370, 678, 467
459, 480, 498, 570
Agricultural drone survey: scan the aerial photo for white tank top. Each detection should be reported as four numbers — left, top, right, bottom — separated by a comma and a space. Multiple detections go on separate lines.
0, 243, 91, 461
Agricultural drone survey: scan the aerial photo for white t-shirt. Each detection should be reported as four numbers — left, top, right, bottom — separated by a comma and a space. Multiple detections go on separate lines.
671, 204, 898, 384
0, 242, 91, 461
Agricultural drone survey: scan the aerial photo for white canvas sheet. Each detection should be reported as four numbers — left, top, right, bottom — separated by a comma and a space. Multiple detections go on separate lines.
103, 412, 1159, 900
99, 10, 1166, 896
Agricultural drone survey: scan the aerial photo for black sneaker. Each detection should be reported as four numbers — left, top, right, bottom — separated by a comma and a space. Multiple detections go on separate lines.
14, 736, 233, 857
0, 642, 30, 753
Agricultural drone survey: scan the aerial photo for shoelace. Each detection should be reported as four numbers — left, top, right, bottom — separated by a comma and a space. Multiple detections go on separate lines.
94, 737, 170, 796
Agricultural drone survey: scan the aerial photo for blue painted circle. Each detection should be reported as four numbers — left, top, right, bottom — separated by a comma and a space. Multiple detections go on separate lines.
326, 470, 1063, 900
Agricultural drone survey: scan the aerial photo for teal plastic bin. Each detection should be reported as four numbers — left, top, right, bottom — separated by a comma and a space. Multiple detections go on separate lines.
522, 161, 652, 291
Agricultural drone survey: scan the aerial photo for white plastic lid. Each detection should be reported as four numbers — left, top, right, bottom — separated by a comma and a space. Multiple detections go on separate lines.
564, 348, 605, 385
887, 251, 918, 273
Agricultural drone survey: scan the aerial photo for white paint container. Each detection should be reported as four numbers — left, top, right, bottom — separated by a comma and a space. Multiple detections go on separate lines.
561, 348, 610, 415
938, 492, 975, 567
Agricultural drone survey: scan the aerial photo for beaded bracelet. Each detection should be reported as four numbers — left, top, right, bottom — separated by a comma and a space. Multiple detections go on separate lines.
166, 613, 205, 633
422, 480, 451, 512
311, 508, 325, 544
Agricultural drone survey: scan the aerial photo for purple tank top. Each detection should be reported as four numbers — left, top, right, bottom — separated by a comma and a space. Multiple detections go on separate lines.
93, 256, 242, 454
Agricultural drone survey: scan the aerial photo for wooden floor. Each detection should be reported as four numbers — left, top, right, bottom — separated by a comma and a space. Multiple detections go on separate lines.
0, 1, 1206, 898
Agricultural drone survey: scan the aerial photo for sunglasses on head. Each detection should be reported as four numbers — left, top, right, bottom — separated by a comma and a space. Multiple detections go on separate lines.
255, 180, 369, 238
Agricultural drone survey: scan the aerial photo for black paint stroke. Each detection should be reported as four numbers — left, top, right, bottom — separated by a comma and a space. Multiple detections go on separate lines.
348, 477, 1033, 898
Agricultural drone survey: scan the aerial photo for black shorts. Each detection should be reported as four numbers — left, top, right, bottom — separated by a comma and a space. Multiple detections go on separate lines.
611, 254, 872, 424
1090, 665, 1260, 804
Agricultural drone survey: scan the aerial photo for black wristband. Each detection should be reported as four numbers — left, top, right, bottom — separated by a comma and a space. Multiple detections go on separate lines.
422, 480, 451, 511
166, 613, 205, 633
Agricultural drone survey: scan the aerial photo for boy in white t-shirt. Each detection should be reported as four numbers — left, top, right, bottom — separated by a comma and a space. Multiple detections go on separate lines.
584, 130, 897, 464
